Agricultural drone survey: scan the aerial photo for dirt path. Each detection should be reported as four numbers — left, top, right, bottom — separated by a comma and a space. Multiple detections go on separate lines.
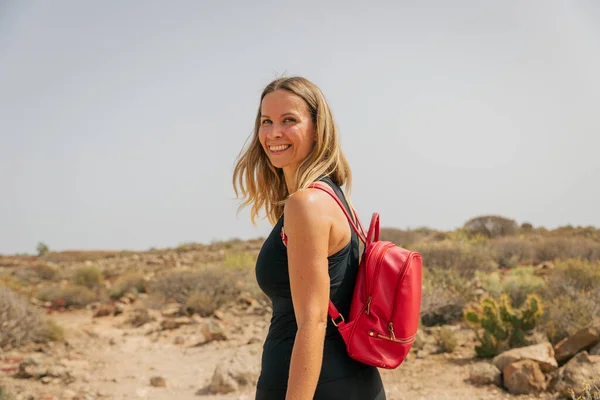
1, 309, 557, 400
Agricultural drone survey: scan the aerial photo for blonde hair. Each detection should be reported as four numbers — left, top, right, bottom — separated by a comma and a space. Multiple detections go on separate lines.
232, 76, 353, 226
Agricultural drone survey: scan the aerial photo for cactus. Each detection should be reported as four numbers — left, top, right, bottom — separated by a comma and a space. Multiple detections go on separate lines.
464, 293, 543, 357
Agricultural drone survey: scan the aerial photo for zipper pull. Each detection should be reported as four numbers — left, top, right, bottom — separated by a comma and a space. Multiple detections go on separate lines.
388, 322, 396, 340
366, 296, 372, 315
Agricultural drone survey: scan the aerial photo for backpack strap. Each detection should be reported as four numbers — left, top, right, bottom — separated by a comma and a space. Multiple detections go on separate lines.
307, 182, 367, 244
307, 181, 368, 328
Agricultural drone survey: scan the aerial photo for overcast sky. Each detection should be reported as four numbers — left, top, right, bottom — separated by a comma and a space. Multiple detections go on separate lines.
1, 1, 599, 254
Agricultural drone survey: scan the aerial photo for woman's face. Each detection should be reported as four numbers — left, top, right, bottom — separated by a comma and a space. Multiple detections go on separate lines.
259, 89, 315, 172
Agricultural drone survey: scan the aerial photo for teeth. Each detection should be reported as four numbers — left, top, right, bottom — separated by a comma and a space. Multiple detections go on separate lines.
269, 145, 291, 152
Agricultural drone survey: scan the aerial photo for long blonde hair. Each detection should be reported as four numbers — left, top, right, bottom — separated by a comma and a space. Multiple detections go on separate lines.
232, 76, 353, 226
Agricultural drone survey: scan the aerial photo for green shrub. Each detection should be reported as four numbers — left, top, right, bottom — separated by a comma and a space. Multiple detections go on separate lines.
110, 272, 147, 299
464, 293, 543, 357
72, 266, 103, 289
501, 267, 545, 308
37, 284, 97, 307
36, 242, 49, 256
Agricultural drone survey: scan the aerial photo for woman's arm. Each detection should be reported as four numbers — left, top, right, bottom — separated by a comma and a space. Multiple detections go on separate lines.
283, 189, 332, 400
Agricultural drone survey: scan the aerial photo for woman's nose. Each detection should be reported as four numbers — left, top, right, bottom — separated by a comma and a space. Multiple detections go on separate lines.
267, 124, 283, 139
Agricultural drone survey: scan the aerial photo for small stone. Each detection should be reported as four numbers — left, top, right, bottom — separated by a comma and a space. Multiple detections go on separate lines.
150, 376, 167, 387
62, 389, 77, 399
40, 376, 53, 384
174, 336, 185, 345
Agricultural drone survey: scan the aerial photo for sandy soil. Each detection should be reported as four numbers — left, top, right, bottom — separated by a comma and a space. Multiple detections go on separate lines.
1, 307, 560, 400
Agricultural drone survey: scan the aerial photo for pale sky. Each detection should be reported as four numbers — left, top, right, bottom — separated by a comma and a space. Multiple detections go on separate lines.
1, 1, 599, 254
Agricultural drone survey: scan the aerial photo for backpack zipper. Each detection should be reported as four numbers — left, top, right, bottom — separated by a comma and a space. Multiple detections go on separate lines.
364, 242, 395, 315
386, 253, 415, 340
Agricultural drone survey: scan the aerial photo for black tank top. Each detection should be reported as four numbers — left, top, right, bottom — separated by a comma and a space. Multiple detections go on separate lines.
255, 176, 370, 391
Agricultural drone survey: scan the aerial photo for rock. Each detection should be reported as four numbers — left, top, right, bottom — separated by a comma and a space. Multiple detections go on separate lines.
160, 317, 192, 330
40, 376, 53, 384
590, 341, 600, 356
492, 342, 558, 373
174, 336, 185, 345
209, 350, 260, 394
202, 319, 228, 342
119, 296, 131, 305
127, 308, 154, 328
161, 303, 183, 317
114, 303, 125, 316
14, 354, 71, 382
554, 319, 600, 363
469, 362, 501, 386
420, 303, 463, 326
503, 359, 546, 394
62, 389, 77, 399
554, 351, 600, 398
214, 310, 225, 320
150, 376, 166, 387
93, 305, 114, 318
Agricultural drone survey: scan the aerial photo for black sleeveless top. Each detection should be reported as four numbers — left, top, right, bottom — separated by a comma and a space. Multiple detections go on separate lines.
255, 176, 371, 391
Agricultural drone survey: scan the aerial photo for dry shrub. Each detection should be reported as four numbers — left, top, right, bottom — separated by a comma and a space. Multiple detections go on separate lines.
380, 228, 436, 247
185, 291, 215, 316
150, 265, 259, 316
490, 237, 535, 268
414, 241, 494, 277
72, 266, 103, 289
463, 215, 518, 238
110, 272, 147, 299
541, 259, 600, 343
532, 237, 600, 263
435, 326, 459, 353
0, 286, 64, 348
37, 284, 97, 307
421, 267, 475, 325
10, 264, 58, 285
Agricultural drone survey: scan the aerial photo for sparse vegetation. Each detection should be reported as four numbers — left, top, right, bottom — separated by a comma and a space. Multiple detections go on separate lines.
72, 266, 103, 289
464, 293, 543, 357
435, 326, 458, 353
36, 242, 49, 256
463, 215, 519, 238
0, 286, 64, 348
36, 284, 97, 307
569, 382, 600, 400
110, 271, 147, 299
541, 259, 600, 343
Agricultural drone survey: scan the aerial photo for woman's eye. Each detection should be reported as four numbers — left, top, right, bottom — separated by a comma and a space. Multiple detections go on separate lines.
261, 119, 272, 125
284, 117, 296, 123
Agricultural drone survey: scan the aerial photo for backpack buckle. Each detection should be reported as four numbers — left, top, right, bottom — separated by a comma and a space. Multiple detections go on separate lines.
332, 314, 345, 327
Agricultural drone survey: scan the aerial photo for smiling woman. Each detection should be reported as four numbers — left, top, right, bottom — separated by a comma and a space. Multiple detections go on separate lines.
233, 77, 386, 400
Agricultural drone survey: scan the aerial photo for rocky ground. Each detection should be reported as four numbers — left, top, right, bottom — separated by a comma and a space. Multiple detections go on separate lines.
0, 297, 570, 400
1, 243, 599, 400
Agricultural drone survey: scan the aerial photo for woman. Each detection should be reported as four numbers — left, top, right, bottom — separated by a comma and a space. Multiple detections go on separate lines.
233, 77, 386, 400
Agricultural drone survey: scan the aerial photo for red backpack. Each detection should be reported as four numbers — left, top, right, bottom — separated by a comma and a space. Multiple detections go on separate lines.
307, 182, 423, 369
